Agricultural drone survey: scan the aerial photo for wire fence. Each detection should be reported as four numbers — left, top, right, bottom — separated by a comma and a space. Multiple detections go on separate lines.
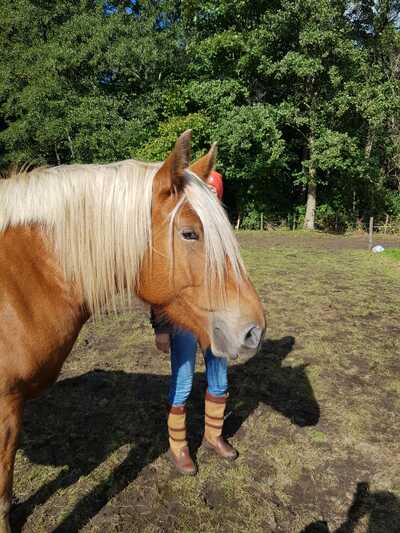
369, 221, 400, 234
234, 213, 400, 235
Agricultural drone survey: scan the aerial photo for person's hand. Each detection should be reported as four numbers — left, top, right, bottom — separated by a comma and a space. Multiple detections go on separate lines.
155, 333, 170, 353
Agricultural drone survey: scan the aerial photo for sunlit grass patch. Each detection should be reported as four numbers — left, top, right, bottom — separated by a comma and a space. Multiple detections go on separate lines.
383, 247, 400, 261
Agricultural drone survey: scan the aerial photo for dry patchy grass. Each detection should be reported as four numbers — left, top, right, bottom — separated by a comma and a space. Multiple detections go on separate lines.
11, 232, 400, 533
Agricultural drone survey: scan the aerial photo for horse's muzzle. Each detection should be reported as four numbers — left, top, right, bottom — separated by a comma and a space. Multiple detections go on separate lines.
211, 315, 265, 360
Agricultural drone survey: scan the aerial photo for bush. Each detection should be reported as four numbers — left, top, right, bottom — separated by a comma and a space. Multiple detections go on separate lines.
241, 207, 262, 230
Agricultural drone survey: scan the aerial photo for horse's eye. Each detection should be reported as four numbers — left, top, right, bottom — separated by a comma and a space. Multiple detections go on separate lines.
181, 228, 199, 241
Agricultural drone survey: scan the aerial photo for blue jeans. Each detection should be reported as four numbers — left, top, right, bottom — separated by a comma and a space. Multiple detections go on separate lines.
169, 329, 228, 406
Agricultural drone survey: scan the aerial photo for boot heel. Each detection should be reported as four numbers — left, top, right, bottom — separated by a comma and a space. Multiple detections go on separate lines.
167, 448, 197, 475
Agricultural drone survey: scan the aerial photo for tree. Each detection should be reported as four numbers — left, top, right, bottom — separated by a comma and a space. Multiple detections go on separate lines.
0, 0, 185, 166
241, 0, 367, 228
348, 1, 400, 218
1, 0, 399, 229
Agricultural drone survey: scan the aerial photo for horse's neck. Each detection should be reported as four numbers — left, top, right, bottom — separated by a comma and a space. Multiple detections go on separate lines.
1, 224, 87, 318
0, 224, 89, 397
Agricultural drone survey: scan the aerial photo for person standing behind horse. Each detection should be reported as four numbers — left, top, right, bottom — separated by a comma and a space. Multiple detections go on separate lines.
152, 171, 237, 475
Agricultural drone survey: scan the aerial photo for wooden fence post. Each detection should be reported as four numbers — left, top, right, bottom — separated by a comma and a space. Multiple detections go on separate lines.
260, 213, 264, 231
368, 217, 374, 250
383, 214, 389, 234
235, 214, 241, 231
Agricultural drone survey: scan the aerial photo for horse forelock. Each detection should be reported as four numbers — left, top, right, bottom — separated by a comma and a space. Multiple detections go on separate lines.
169, 170, 245, 297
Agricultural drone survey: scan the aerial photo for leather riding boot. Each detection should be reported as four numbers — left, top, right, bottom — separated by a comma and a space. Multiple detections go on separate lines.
167, 405, 197, 475
203, 391, 238, 460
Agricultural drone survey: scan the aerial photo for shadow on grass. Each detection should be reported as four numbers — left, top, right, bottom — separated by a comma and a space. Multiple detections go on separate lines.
302, 482, 400, 533
13, 336, 319, 532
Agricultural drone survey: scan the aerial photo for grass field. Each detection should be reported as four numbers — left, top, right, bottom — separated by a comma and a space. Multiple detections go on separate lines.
383, 248, 400, 262
12, 231, 400, 533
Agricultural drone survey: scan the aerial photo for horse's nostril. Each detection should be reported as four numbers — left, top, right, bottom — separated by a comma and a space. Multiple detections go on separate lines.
245, 328, 255, 341
243, 325, 262, 348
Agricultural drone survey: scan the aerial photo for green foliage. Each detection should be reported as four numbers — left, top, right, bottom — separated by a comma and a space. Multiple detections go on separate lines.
0, 0, 184, 166
135, 113, 211, 161
385, 191, 400, 218
215, 105, 286, 181
240, 205, 263, 230
311, 130, 362, 175
0, 0, 399, 229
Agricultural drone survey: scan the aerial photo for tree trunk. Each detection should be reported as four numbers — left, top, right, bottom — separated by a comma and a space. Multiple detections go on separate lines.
235, 212, 241, 230
54, 144, 61, 166
304, 178, 317, 230
67, 133, 75, 160
304, 131, 317, 230
364, 131, 373, 159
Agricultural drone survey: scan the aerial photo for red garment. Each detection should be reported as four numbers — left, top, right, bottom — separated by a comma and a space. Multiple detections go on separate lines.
207, 171, 224, 200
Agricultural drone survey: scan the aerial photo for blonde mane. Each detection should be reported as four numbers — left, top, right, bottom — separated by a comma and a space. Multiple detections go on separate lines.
0, 161, 244, 314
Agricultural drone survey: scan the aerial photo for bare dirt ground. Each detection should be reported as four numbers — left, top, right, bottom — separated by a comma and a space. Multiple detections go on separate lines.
11, 231, 400, 532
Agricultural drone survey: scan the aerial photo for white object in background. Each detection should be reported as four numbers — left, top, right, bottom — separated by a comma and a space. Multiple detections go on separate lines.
372, 245, 385, 253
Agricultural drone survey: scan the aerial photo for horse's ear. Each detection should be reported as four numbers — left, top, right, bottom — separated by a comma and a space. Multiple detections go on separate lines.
189, 142, 218, 182
155, 130, 192, 195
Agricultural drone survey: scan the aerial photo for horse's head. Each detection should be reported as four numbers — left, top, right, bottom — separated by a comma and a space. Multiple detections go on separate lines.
137, 131, 265, 360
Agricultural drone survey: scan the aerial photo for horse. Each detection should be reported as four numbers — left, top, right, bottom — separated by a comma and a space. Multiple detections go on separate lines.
0, 130, 265, 533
